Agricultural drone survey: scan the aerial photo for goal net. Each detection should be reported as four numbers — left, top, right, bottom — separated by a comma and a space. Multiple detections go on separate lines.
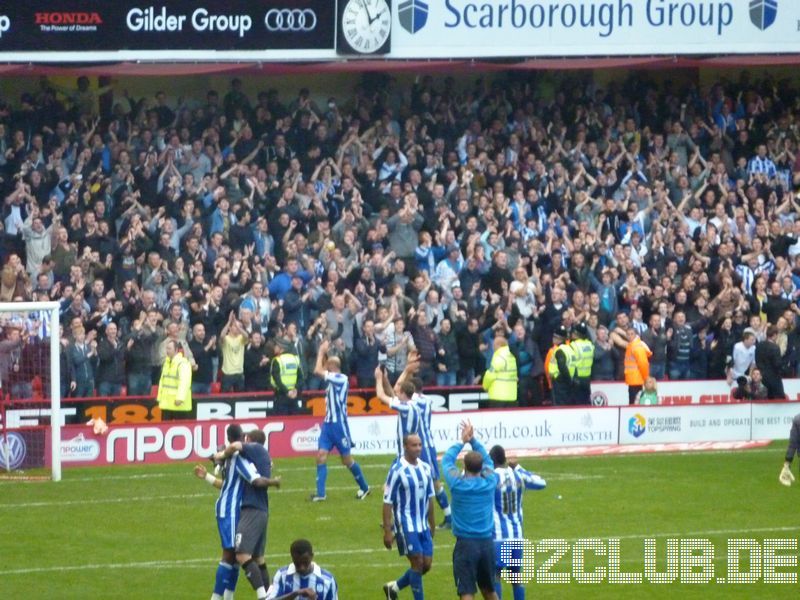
0, 302, 61, 481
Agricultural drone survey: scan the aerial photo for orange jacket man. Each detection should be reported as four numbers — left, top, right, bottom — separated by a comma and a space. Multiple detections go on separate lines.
624, 327, 652, 405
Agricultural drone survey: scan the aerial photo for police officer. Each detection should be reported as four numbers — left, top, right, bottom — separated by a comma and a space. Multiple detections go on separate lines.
270, 343, 301, 415
157, 339, 193, 421
482, 336, 518, 408
570, 322, 595, 405
547, 325, 575, 406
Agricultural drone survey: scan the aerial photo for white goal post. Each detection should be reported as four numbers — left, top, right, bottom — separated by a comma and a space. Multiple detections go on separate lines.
0, 301, 61, 481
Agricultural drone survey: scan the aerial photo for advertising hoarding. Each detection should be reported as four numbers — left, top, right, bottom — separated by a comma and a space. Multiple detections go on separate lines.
0, 1, 796, 61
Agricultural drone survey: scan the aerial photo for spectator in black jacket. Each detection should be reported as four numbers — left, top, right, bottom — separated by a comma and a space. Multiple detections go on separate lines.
689, 327, 710, 379
353, 319, 379, 389
642, 314, 668, 380
483, 250, 513, 296
409, 310, 438, 385
125, 317, 157, 396
709, 316, 736, 379
592, 325, 616, 381
67, 326, 96, 397
755, 325, 785, 400
244, 330, 269, 391
188, 322, 215, 395
435, 318, 459, 387
96, 322, 126, 397
667, 311, 694, 380
455, 317, 483, 385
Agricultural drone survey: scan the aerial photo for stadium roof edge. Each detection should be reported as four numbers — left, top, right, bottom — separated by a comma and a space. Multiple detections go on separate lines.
0, 55, 799, 76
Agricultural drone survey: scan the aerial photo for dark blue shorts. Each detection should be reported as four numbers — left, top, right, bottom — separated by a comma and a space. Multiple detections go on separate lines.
453, 537, 495, 595
396, 528, 433, 557
318, 422, 352, 456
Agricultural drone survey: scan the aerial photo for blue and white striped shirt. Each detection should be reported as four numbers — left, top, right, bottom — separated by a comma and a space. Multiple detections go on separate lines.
747, 155, 777, 179
323, 371, 350, 425
493, 465, 546, 541
389, 397, 423, 457
215, 453, 260, 520
411, 392, 436, 452
267, 562, 338, 600
384, 457, 434, 533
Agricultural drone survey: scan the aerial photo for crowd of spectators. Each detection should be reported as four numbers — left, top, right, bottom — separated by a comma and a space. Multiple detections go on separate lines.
0, 70, 799, 404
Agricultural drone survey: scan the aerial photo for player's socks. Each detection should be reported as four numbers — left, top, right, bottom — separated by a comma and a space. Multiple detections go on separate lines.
349, 461, 368, 491
258, 563, 269, 589
512, 583, 525, 600
435, 488, 450, 512
396, 568, 412, 589
213, 561, 233, 596
408, 569, 424, 600
224, 564, 239, 599
242, 558, 265, 591
316, 464, 328, 497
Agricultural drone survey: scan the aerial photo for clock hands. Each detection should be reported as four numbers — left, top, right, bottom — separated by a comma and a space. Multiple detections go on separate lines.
358, 0, 375, 24
369, 9, 386, 26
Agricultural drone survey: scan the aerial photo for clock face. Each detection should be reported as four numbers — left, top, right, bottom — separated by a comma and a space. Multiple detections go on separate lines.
341, 0, 391, 54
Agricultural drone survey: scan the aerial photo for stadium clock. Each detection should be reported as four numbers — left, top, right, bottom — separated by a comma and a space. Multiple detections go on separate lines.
337, 0, 392, 55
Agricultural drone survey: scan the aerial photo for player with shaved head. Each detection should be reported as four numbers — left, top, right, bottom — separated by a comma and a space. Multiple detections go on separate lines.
309, 340, 370, 502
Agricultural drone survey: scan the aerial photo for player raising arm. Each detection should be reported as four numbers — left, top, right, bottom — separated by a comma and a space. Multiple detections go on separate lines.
374, 364, 423, 458
311, 340, 370, 501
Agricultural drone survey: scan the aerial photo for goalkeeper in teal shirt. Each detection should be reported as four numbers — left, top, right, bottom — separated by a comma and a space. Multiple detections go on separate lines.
442, 419, 500, 600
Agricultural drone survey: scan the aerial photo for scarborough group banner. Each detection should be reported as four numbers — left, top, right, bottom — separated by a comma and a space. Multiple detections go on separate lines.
389, 0, 800, 58
0, 0, 798, 61
46, 401, 799, 467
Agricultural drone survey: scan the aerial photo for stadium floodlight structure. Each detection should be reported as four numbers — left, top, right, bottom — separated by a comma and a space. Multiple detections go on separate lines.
0, 301, 61, 481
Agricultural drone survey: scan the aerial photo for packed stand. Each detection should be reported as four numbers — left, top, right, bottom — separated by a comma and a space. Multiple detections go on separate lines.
0, 71, 799, 405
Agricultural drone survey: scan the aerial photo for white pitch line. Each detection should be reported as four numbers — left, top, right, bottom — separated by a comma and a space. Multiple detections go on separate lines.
0, 493, 209, 508
0, 486, 374, 508
0, 468, 602, 486
0, 445, 781, 486
2, 524, 800, 577
548, 447, 781, 460
0, 544, 451, 576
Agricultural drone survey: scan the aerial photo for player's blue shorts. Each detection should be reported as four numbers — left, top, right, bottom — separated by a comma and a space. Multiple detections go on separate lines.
396, 528, 434, 557
318, 422, 352, 456
420, 445, 440, 480
495, 539, 525, 572
217, 510, 240, 550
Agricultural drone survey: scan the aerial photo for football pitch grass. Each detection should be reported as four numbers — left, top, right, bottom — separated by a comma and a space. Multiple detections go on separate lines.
2, 444, 800, 599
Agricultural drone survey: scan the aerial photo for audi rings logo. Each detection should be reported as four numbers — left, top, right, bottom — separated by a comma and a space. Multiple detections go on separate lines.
264, 9, 317, 32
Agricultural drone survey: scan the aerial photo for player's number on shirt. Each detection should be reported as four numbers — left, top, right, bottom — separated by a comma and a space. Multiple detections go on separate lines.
501, 489, 518, 516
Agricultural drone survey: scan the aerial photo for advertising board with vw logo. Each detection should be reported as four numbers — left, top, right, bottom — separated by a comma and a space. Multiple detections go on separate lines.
1, 432, 27, 470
